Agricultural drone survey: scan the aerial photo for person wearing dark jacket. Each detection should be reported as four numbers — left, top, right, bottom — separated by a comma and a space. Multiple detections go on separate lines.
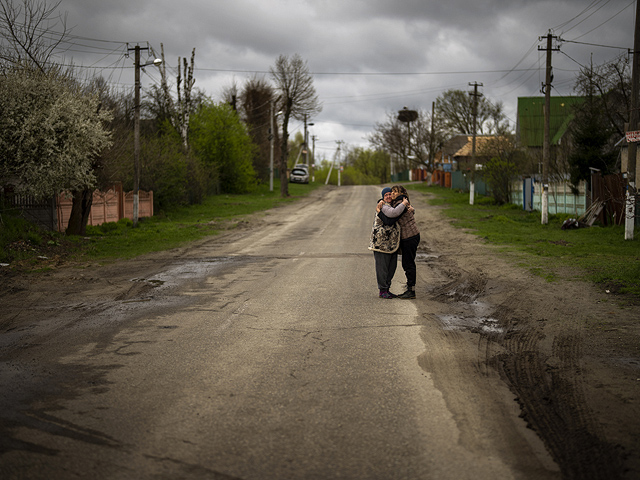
368, 187, 408, 299
377, 185, 420, 299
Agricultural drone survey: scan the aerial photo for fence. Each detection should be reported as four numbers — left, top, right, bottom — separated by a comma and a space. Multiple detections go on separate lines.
56, 185, 153, 232
508, 174, 626, 223
509, 179, 587, 216
451, 171, 488, 195
2, 185, 153, 232
1, 191, 57, 230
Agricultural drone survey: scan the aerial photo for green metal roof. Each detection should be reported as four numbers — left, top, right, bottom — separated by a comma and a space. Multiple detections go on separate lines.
517, 96, 584, 147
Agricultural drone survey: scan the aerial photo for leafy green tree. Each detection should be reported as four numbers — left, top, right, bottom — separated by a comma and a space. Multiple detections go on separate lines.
345, 147, 391, 184
568, 97, 617, 188
190, 101, 257, 194
477, 135, 521, 204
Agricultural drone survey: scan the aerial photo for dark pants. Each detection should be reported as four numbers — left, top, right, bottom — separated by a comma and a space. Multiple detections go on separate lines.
400, 234, 420, 288
374, 250, 398, 290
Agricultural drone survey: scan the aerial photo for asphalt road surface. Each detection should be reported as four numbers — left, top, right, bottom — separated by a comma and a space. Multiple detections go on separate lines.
1, 185, 565, 479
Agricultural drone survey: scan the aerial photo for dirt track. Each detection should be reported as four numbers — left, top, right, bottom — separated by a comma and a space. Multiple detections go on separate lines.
1, 186, 639, 478
415, 190, 640, 479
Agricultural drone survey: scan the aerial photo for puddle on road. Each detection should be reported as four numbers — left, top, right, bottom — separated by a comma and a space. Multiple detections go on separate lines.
61, 257, 247, 323
436, 300, 504, 335
415, 253, 439, 262
437, 314, 503, 334
130, 257, 239, 290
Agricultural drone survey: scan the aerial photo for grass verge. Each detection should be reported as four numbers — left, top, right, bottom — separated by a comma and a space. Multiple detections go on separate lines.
0, 181, 320, 269
412, 185, 640, 298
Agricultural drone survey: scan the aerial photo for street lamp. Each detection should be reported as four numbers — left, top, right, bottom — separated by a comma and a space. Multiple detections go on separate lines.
304, 115, 314, 166
130, 44, 162, 226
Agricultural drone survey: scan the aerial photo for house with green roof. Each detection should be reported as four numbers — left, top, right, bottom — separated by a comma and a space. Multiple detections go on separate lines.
516, 96, 584, 149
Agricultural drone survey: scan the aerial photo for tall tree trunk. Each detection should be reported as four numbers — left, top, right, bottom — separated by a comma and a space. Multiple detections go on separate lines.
66, 189, 93, 236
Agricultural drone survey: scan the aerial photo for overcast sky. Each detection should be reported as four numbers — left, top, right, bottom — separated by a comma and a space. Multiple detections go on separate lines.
54, 0, 635, 161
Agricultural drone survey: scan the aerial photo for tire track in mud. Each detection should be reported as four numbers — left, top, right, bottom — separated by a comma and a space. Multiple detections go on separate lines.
428, 260, 625, 479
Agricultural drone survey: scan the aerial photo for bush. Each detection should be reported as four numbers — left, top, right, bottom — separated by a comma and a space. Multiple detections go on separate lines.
481, 157, 518, 204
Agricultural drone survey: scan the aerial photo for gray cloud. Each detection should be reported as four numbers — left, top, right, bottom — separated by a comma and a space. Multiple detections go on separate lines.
55, 0, 635, 159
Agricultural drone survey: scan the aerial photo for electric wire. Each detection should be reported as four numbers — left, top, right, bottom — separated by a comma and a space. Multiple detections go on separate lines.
570, 0, 635, 41
559, 0, 614, 36
552, 0, 602, 31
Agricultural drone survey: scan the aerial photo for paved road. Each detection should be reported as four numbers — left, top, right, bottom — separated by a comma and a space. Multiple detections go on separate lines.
0, 185, 559, 479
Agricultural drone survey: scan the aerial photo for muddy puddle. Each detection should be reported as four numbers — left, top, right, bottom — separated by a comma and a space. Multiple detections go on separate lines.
57, 256, 249, 326
435, 300, 504, 335
130, 256, 240, 290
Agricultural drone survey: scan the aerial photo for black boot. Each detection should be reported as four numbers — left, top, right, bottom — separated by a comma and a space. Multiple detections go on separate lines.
398, 287, 415, 299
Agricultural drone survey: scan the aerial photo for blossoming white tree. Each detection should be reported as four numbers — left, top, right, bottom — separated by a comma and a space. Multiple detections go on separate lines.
0, 68, 111, 200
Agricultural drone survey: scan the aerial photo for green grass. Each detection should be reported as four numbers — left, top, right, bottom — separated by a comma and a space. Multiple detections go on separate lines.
0, 181, 320, 267
412, 185, 640, 297
4, 181, 639, 299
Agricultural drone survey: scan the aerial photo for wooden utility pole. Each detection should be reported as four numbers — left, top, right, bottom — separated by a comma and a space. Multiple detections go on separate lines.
538, 31, 558, 225
128, 44, 161, 227
429, 101, 436, 171
269, 100, 275, 192
311, 134, 317, 181
625, 0, 640, 239
132, 45, 143, 227
468, 82, 483, 206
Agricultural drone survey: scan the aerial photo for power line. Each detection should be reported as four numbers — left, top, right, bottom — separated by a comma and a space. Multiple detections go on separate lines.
552, 0, 602, 31
193, 67, 540, 76
559, 0, 614, 35
570, 0, 635, 41
561, 38, 631, 50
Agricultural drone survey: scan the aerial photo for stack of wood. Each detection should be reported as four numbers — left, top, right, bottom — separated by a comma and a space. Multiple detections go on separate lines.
579, 200, 605, 227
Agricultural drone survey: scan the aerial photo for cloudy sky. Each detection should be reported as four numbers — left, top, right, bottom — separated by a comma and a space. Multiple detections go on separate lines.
52, 0, 635, 161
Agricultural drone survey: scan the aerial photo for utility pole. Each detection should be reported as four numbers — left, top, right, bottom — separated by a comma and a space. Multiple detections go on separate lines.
303, 115, 314, 167
327, 141, 343, 186
269, 100, 275, 192
132, 45, 145, 227
538, 30, 558, 225
468, 82, 483, 206
429, 101, 436, 171
304, 114, 308, 165
311, 134, 317, 182
128, 44, 161, 227
337, 140, 343, 187
625, 0, 640, 239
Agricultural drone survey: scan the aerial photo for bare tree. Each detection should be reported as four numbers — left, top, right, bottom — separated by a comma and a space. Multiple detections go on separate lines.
573, 54, 630, 139
270, 54, 322, 196
368, 109, 444, 171
176, 48, 196, 150
0, 0, 68, 73
221, 80, 239, 110
436, 89, 509, 138
154, 44, 196, 151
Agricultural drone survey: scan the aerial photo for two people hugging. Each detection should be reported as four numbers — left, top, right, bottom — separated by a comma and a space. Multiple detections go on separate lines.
368, 185, 421, 299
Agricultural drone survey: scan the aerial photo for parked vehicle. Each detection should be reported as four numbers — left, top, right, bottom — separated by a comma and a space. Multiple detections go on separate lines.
289, 167, 309, 184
